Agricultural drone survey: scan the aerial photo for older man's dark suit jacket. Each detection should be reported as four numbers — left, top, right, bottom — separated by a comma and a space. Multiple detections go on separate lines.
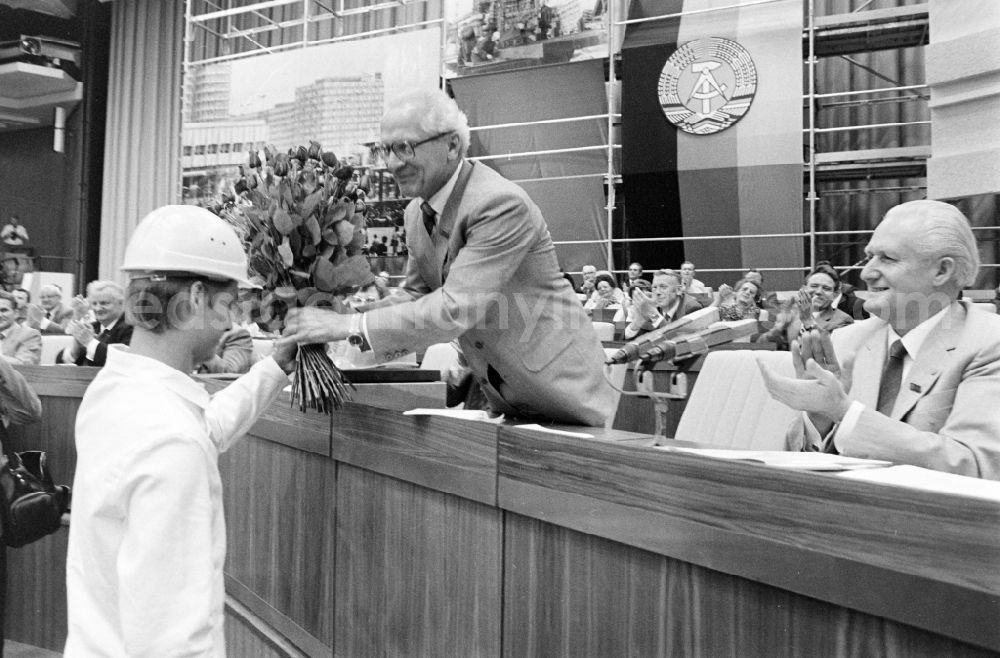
364, 160, 615, 426
72, 320, 133, 367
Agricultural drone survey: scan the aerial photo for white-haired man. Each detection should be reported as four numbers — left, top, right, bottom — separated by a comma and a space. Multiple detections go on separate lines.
284, 88, 614, 426
759, 199, 1000, 479
26, 283, 74, 334
64, 205, 296, 656
59, 281, 132, 366
623, 269, 701, 340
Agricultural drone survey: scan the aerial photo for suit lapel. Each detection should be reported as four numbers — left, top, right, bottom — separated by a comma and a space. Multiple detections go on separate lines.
435, 160, 474, 284
891, 304, 963, 419
851, 323, 887, 408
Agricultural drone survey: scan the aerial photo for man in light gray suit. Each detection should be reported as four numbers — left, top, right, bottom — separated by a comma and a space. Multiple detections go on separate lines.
284, 89, 615, 426
759, 200, 1000, 479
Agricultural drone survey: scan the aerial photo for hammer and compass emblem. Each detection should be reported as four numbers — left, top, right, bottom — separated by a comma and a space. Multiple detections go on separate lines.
658, 37, 758, 135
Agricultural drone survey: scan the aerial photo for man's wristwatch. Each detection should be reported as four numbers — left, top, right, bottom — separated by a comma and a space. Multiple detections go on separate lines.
346, 313, 370, 351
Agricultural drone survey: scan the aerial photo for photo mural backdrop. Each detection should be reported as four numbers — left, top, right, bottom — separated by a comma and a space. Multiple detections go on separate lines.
181, 27, 440, 270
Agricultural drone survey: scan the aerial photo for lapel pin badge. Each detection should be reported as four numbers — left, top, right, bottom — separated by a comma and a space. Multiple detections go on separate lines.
909, 383, 922, 393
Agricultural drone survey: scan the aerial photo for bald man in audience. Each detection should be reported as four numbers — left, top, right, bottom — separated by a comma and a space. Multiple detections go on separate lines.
759, 199, 1000, 480
59, 281, 133, 367
0, 290, 40, 365
25, 284, 74, 335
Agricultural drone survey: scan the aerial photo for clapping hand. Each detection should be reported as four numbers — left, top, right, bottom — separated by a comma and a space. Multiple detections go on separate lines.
66, 319, 95, 347
716, 283, 734, 304
631, 288, 657, 323
25, 303, 44, 327
70, 295, 90, 320
757, 328, 854, 434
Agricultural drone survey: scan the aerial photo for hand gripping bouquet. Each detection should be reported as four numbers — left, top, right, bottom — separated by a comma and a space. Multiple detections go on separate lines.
210, 141, 374, 413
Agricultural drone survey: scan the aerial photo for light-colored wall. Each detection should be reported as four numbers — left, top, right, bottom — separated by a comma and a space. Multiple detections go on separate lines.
926, 0, 1000, 198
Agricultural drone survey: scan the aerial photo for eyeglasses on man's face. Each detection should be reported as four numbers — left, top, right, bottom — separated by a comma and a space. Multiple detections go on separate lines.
377, 131, 453, 162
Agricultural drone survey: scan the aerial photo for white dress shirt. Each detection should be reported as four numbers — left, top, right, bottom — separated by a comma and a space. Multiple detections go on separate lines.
64, 347, 289, 657
832, 307, 948, 446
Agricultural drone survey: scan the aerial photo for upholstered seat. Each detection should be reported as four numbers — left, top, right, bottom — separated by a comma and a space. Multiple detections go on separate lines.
673, 349, 798, 450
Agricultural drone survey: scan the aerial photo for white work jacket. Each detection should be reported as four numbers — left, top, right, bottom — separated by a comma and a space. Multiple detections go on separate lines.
65, 347, 288, 657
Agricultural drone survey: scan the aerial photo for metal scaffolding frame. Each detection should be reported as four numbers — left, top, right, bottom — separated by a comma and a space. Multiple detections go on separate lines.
182, 0, 995, 282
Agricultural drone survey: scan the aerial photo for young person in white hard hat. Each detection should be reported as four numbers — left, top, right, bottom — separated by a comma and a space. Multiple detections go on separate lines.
64, 205, 297, 657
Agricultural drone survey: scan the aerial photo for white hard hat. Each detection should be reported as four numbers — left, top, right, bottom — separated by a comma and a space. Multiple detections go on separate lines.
120, 205, 258, 288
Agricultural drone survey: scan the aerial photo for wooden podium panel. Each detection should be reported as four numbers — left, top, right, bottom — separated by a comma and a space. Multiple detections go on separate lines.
5, 365, 999, 657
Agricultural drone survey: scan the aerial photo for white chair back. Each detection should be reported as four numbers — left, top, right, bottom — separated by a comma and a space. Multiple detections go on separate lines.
673, 350, 798, 450
592, 322, 615, 342
40, 335, 74, 364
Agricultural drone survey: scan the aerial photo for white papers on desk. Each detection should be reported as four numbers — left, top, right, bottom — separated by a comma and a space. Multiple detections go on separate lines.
514, 424, 594, 439
839, 465, 1000, 502
656, 447, 891, 471
402, 409, 506, 424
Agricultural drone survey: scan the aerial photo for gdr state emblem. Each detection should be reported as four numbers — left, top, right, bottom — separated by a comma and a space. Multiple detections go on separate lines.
658, 37, 757, 135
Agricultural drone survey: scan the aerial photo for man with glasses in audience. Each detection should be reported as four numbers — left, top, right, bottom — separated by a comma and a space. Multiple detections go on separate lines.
579, 264, 598, 296
759, 199, 1000, 479
283, 88, 614, 426
26, 283, 74, 334
623, 269, 701, 340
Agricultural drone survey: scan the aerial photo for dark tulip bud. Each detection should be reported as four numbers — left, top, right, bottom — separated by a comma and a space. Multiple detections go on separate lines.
237, 165, 245, 177
321, 151, 338, 168
273, 154, 289, 177
248, 149, 262, 169
264, 144, 276, 163
333, 165, 354, 181
296, 145, 308, 162
247, 174, 258, 190
308, 140, 322, 160
234, 179, 249, 194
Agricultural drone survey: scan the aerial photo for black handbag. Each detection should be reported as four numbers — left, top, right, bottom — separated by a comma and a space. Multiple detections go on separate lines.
0, 450, 71, 548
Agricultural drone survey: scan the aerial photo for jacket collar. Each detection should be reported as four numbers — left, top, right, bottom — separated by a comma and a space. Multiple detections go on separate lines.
853, 301, 965, 418
104, 347, 211, 410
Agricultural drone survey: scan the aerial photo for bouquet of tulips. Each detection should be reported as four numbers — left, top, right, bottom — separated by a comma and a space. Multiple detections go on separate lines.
210, 141, 375, 412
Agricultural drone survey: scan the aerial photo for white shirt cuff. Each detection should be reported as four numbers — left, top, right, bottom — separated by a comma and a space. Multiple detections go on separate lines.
39, 318, 51, 330
830, 400, 865, 451
85, 338, 100, 361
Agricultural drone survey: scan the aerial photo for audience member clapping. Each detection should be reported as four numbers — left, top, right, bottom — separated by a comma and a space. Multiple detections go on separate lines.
59, 281, 133, 367
0, 290, 40, 365
584, 272, 626, 319
25, 284, 74, 334
715, 277, 767, 321
758, 263, 854, 349
579, 265, 598, 296
624, 269, 701, 340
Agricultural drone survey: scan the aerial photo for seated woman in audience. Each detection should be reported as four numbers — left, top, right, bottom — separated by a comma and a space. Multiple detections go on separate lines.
715, 277, 768, 321
583, 272, 626, 320
758, 263, 854, 350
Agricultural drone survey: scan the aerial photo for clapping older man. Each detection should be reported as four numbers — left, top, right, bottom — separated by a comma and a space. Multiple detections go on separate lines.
759, 200, 1000, 479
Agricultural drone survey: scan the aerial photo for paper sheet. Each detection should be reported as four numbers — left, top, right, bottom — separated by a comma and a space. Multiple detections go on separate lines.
839, 465, 1000, 502
514, 424, 595, 439
402, 408, 505, 424
656, 447, 891, 471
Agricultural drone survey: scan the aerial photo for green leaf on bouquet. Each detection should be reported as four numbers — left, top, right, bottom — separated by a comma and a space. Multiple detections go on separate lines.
328, 254, 376, 290
334, 219, 354, 247
313, 257, 338, 292
273, 208, 294, 235
304, 214, 322, 245
277, 238, 294, 267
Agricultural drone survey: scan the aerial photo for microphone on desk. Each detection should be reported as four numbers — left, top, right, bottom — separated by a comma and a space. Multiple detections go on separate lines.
604, 306, 719, 365
637, 319, 759, 366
